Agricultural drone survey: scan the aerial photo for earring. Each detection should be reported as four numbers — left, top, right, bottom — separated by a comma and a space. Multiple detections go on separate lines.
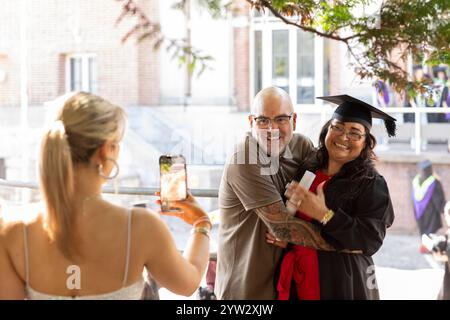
97, 157, 120, 180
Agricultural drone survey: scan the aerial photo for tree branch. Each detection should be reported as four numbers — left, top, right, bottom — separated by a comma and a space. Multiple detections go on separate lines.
115, 0, 214, 76
253, 0, 356, 42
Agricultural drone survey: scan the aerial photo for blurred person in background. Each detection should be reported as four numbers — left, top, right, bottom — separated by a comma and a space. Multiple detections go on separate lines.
436, 201, 450, 300
413, 159, 446, 254
423, 201, 450, 300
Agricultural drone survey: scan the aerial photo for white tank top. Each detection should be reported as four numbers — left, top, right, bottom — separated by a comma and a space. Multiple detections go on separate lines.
23, 209, 146, 300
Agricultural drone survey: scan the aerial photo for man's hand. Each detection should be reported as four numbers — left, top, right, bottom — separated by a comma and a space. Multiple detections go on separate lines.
266, 231, 288, 248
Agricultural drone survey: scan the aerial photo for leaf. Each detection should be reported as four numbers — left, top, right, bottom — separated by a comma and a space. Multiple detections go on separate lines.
188, 58, 197, 75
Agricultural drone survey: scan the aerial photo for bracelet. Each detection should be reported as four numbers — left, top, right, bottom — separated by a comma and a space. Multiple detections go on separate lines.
320, 209, 335, 225
193, 216, 212, 229
191, 226, 210, 239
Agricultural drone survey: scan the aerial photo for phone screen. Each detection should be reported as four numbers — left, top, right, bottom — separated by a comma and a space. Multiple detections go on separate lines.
159, 155, 187, 212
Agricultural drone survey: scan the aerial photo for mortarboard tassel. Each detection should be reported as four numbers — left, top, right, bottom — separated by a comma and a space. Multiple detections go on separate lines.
385, 119, 396, 137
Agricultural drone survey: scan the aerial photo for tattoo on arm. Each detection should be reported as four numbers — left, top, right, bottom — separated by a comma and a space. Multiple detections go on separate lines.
254, 201, 336, 251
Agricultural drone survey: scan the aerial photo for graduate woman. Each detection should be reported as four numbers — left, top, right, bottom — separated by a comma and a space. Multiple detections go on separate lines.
412, 159, 446, 240
268, 95, 395, 300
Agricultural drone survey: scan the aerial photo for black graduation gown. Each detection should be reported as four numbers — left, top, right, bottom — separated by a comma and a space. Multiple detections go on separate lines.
414, 180, 446, 235
317, 174, 395, 299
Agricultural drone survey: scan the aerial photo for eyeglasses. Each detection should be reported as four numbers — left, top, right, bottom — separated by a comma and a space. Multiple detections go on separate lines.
329, 124, 366, 141
251, 113, 294, 128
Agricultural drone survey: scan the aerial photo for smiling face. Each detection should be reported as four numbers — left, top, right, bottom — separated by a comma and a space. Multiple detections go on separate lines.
325, 119, 367, 166
249, 87, 296, 156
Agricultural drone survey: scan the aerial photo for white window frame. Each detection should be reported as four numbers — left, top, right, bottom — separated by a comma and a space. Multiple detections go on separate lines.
65, 53, 97, 93
249, 13, 324, 107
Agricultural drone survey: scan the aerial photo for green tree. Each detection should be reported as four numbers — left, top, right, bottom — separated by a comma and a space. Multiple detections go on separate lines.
249, 0, 449, 95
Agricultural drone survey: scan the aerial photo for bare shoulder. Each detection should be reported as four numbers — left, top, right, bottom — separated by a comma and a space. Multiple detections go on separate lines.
0, 203, 43, 246
132, 207, 163, 224
130, 207, 176, 262
0, 216, 21, 240
131, 207, 171, 240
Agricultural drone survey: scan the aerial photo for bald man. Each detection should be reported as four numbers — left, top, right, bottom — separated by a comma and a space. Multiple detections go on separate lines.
215, 87, 332, 300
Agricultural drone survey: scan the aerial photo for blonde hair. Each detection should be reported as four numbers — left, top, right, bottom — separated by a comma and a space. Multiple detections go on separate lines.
39, 92, 126, 259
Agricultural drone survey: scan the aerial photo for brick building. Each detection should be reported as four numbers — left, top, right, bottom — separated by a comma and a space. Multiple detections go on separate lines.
0, 0, 160, 107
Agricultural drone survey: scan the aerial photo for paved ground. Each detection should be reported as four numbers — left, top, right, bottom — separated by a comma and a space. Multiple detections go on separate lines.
375, 267, 443, 300
373, 233, 434, 269
373, 233, 445, 299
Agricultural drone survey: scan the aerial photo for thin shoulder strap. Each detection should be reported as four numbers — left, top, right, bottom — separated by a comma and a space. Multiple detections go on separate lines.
122, 209, 133, 287
22, 225, 30, 286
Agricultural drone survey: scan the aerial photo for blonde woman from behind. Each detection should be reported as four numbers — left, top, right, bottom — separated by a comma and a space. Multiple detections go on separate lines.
0, 92, 211, 299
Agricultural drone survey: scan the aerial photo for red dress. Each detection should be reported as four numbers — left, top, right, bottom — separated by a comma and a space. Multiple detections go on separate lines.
277, 170, 332, 300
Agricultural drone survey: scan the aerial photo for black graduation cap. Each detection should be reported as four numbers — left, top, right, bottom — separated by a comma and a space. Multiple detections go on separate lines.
317, 94, 397, 137
417, 159, 432, 170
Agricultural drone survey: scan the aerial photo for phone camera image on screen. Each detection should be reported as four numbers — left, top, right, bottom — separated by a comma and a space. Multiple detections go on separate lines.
159, 155, 187, 212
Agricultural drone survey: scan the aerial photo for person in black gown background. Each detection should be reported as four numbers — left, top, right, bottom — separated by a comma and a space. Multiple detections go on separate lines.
412, 159, 446, 243
436, 201, 450, 300
268, 95, 395, 300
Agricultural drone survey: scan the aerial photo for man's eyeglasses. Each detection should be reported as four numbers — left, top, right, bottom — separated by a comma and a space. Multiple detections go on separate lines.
329, 124, 366, 141
252, 113, 293, 128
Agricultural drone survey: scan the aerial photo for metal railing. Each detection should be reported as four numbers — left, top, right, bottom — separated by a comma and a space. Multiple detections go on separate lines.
0, 178, 220, 260
0, 179, 219, 198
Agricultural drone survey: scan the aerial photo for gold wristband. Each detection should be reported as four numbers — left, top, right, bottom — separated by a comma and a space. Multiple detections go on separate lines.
321, 209, 335, 225
191, 226, 210, 239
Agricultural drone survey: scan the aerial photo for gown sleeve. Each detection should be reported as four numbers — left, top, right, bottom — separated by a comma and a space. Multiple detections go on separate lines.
321, 175, 395, 256
432, 180, 446, 215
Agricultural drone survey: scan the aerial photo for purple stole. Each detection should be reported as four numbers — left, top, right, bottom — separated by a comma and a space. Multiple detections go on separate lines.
412, 175, 436, 220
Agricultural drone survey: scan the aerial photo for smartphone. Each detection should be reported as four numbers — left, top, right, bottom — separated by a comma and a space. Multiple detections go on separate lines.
159, 155, 187, 212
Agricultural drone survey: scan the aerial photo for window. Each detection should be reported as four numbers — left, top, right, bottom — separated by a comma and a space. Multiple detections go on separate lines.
66, 54, 98, 93
272, 30, 289, 93
252, 9, 262, 17
297, 30, 314, 104
0, 54, 8, 84
251, 15, 324, 106
254, 31, 262, 95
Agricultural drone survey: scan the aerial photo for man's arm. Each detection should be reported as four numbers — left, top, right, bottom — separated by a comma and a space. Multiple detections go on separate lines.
254, 200, 335, 251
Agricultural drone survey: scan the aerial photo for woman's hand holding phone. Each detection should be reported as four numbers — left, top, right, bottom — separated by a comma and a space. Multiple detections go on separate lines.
156, 192, 211, 227
158, 155, 211, 228
159, 155, 187, 212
